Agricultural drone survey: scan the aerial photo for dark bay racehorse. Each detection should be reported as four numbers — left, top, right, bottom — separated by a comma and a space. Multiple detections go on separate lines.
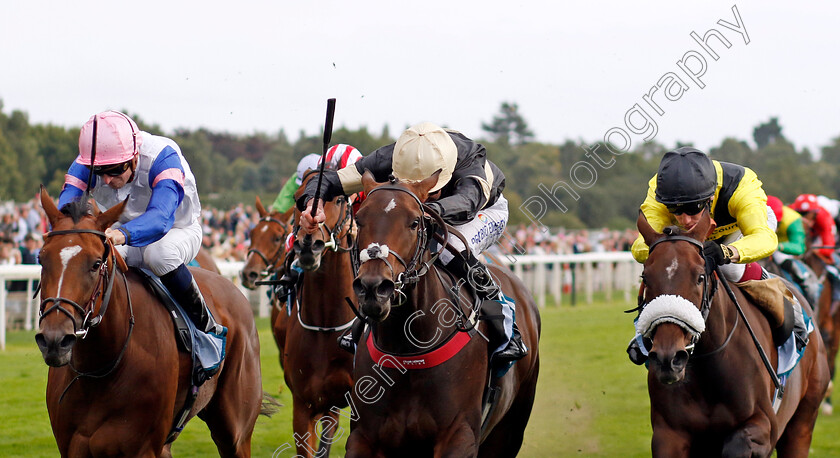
346, 171, 540, 457
240, 196, 294, 369
280, 171, 356, 457
35, 189, 264, 457
638, 210, 829, 456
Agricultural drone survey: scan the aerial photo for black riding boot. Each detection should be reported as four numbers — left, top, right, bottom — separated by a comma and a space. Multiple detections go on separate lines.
448, 251, 528, 362
162, 264, 225, 335
338, 318, 365, 354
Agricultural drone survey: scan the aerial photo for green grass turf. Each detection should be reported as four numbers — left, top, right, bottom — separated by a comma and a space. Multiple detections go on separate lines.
4, 295, 840, 456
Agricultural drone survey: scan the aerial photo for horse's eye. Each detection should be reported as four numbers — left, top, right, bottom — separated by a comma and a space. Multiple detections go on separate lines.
274, 236, 282, 243
697, 274, 706, 285
409, 218, 420, 230
91, 260, 103, 272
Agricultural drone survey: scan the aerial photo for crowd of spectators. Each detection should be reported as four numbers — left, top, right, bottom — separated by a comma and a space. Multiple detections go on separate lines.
0, 198, 641, 268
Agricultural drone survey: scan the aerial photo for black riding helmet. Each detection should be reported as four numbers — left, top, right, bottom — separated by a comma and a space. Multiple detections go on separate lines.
655, 147, 716, 206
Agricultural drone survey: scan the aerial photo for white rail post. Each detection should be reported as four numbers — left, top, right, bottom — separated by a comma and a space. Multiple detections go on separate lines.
584, 261, 593, 304
258, 286, 270, 318
25, 279, 34, 331
536, 261, 546, 309
605, 261, 613, 302
1, 278, 6, 351
551, 262, 561, 307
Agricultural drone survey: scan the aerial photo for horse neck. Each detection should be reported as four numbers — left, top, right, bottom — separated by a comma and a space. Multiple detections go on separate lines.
372, 265, 453, 354
70, 268, 132, 373
300, 249, 355, 324
693, 284, 738, 356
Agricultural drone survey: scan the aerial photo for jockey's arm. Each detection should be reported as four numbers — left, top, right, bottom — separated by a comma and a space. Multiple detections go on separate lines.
814, 209, 836, 258
631, 175, 673, 263
119, 149, 186, 246
425, 152, 491, 225
726, 171, 777, 263
57, 160, 93, 209
270, 172, 299, 213
778, 217, 807, 256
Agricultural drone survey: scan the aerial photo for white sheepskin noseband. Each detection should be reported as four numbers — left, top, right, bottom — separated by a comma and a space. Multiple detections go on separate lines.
359, 243, 389, 263
636, 294, 705, 339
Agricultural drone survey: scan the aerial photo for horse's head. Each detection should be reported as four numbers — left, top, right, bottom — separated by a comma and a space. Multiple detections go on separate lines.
352, 170, 441, 322
241, 196, 292, 289
34, 187, 127, 367
292, 169, 354, 271
636, 209, 715, 385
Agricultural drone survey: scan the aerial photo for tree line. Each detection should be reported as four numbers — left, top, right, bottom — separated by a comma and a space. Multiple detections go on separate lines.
1, 99, 838, 230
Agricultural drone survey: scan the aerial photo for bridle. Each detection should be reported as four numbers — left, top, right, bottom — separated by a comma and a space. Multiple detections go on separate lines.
643, 233, 720, 355
40, 229, 122, 338
293, 195, 356, 255
39, 227, 135, 401
246, 216, 290, 274
352, 185, 447, 306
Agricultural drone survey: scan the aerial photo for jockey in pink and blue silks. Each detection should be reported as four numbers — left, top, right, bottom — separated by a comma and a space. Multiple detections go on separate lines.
58, 111, 224, 341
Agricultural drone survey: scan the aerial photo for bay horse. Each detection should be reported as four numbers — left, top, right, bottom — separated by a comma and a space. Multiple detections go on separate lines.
279, 170, 357, 457
801, 250, 840, 414
34, 188, 264, 457
346, 171, 540, 457
637, 210, 829, 457
240, 196, 294, 368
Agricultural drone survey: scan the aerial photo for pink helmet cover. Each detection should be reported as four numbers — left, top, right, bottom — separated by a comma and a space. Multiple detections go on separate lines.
77, 111, 143, 166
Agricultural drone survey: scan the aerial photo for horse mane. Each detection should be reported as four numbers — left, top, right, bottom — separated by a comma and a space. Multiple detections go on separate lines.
59, 199, 92, 223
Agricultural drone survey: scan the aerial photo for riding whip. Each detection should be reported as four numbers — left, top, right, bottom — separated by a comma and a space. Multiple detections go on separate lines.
303, 98, 336, 250
715, 265, 782, 392
85, 114, 99, 198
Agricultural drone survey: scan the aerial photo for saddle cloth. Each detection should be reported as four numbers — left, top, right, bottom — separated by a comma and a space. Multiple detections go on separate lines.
135, 268, 227, 378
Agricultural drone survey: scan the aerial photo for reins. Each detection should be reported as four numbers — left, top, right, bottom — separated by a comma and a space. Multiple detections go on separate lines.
643, 232, 781, 392
351, 184, 448, 306
246, 216, 290, 274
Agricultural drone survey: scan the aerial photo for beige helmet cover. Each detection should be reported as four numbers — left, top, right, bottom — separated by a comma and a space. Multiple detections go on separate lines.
392, 122, 457, 193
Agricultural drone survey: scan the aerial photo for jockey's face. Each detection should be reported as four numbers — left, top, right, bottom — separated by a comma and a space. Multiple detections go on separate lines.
101, 166, 132, 189
674, 212, 703, 232
98, 158, 136, 189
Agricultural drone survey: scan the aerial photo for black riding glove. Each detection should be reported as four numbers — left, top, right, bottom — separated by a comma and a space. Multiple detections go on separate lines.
703, 241, 732, 267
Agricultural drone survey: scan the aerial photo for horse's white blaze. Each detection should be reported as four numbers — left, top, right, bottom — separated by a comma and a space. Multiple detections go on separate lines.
261, 225, 268, 233
384, 199, 396, 213
666, 258, 679, 280
57, 245, 82, 295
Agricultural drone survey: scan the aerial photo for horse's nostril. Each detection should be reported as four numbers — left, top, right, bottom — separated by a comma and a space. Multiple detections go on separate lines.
59, 335, 77, 350
248, 271, 258, 280
673, 350, 689, 369
35, 333, 47, 351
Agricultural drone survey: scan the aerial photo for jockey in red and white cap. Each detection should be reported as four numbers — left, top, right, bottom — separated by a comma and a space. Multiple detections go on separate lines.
58, 111, 224, 340
789, 193, 837, 261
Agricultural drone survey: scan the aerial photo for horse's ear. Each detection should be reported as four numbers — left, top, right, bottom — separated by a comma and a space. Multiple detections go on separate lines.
89, 198, 102, 217
255, 195, 268, 218
96, 197, 128, 231
637, 210, 661, 246
412, 169, 442, 202
280, 206, 295, 223
361, 169, 383, 194
40, 185, 62, 228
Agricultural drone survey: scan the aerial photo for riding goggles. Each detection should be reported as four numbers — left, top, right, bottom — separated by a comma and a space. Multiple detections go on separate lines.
666, 200, 709, 216
91, 161, 131, 177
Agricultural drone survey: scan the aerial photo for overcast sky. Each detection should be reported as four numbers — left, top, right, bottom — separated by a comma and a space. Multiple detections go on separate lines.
1, 1, 837, 156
